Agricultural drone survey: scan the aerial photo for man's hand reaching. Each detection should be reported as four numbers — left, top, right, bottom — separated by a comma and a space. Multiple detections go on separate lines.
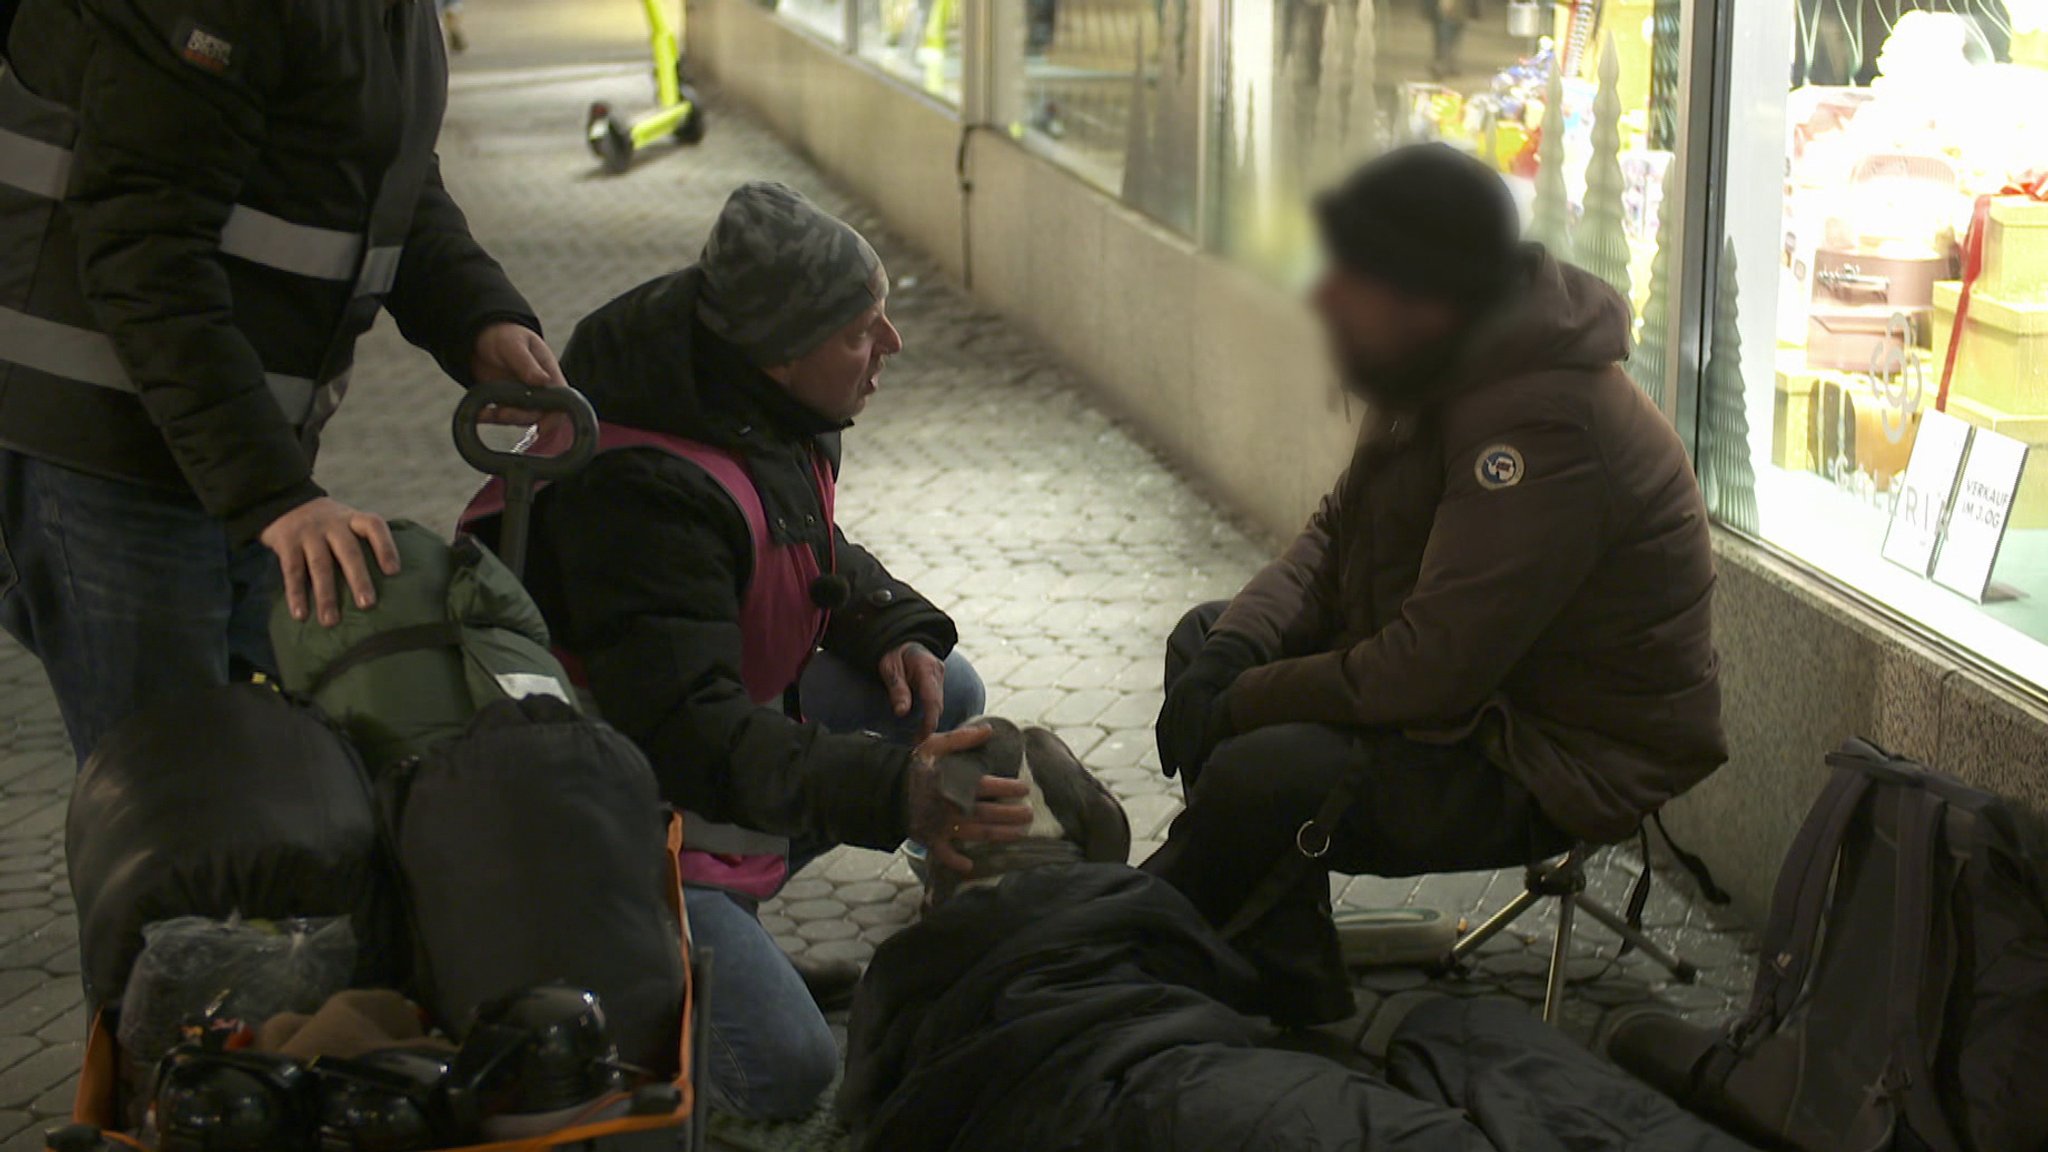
471, 322, 570, 431
880, 642, 948, 743
906, 724, 1034, 875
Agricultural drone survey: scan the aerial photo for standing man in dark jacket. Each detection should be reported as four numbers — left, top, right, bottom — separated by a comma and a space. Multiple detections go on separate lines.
0, 0, 561, 763
1144, 145, 1726, 1026
478, 182, 1029, 1121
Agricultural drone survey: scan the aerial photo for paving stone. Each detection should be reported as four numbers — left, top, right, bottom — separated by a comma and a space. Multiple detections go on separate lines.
804, 940, 875, 967
777, 879, 835, 904
837, 882, 899, 907
783, 899, 852, 925
849, 901, 916, 929
1120, 795, 1182, 842
795, 918, 861, 944
822, 851, 895, 885
0, 1043, 80, 1107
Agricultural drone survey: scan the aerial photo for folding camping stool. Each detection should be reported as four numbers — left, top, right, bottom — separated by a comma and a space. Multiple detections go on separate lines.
1437, 843, 1699, 1024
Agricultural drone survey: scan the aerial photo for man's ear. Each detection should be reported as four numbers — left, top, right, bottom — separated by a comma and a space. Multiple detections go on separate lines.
761, 361, 796, 386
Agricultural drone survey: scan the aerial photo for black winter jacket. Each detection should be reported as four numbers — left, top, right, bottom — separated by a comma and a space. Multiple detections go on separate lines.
1, 0, 535, 541
514, 269, 958, 853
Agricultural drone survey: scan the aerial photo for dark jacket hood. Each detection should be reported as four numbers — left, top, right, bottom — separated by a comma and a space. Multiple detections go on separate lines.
1452, 248, 1633, 391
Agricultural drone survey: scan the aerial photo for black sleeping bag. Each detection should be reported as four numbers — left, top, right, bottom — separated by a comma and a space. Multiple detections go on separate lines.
67, 684, 388, 1010
387, 696, 685, 1073
840, 863, 1495, 1152
843, 863, 1764, 1152
1383, 997, 1759, 1152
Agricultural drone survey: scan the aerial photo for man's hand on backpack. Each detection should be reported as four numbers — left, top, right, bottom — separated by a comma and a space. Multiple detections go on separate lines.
262, 498, 400, 628
906, 724, 1034, 875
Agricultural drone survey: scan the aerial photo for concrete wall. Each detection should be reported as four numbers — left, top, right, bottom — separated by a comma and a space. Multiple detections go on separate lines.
692, 0, 2048, 922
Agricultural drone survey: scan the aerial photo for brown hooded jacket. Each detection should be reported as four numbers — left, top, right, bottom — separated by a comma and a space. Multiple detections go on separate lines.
1216, 253, 1726, 844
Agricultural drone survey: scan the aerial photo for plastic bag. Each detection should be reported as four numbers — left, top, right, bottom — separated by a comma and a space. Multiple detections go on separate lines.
117, 915, 357, 1076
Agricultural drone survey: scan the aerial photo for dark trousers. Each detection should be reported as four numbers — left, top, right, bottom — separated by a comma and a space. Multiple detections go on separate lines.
0, 450, 279, 766
1142, 603, 1571, 1024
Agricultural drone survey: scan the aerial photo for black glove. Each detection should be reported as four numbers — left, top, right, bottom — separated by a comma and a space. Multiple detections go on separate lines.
1157, 631, 1260, 779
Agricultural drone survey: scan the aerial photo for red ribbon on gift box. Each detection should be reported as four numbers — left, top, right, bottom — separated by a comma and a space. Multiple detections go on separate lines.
1938, 169, 2048, 413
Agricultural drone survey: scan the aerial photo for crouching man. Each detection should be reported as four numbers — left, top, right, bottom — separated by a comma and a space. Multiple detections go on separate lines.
464, 183, 1030, 1119
1143, 145, 1727, 1026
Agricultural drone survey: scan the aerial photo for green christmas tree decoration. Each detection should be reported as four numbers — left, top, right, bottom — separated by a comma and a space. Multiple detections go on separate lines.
1626, 158, 1679, 409
1700, 237, 1761, 534
1649, 0, 1682, 149
1313, 0, 1357, 185
1578, 35, 1630, 301
1529, 56, 1574, 262
1347, 0, 1378, 163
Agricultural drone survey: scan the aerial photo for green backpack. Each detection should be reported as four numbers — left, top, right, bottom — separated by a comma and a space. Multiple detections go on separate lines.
270, 521, 575, 772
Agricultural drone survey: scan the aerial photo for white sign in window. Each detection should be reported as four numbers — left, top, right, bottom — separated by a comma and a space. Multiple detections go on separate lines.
1882, 410, 1972, 578
1932, 429, 2030, 603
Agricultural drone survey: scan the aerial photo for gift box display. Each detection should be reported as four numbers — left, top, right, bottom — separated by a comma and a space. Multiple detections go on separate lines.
1934, 280, 2048, 418
1773, 351, 1925, 487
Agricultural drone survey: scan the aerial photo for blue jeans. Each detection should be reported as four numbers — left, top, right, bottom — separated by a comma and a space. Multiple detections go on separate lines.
688, 646, 983, 1120
0, 451, 279, 766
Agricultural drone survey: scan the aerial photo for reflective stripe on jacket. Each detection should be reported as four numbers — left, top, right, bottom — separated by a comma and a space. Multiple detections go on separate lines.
0, 0, 534, 540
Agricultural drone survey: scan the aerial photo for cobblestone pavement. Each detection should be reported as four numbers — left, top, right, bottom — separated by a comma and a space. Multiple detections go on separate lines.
0, 7, 1755, 1147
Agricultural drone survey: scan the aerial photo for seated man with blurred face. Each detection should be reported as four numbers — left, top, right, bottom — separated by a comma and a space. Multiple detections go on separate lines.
1143, 145, 1727, 1027
466, 183, 1030, 1120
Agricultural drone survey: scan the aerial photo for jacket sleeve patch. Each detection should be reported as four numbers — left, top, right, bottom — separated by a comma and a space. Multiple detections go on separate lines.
1474, 444, 1525, 490
172, 19, 236, 75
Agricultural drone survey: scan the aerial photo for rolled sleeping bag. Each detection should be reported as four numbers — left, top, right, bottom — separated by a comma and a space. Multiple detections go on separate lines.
67, 685, 390, 1010
270, 521, 575, 775
388, 696, 686, 1073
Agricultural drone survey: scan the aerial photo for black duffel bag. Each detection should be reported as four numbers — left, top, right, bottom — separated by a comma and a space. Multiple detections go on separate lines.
68, 684, 390, 1011
385, 696, 686, 1074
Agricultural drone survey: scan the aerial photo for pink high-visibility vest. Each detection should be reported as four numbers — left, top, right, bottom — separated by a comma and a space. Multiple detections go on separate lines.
460, 420, 836, 899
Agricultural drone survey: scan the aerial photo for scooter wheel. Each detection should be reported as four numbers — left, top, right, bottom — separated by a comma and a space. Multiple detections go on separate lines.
599, 117, 634, 174
674, 87, 707, 145
585, 102, 613, 159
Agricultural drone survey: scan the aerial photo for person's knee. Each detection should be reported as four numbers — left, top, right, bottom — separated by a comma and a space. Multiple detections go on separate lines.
709, 1008, 840, 1121
1193, 724, 1350, 808
936, 650, 987, 730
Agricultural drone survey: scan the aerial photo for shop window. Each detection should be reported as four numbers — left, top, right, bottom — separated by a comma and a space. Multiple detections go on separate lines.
770, 0, 852, 45
1702, 0, 2048, 687
1007, 0, 1201, 235
858, 0, 966, 103
1200, 0, 1694, 417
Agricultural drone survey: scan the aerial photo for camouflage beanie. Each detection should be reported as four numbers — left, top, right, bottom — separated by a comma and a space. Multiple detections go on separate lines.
695, 182, 889, 367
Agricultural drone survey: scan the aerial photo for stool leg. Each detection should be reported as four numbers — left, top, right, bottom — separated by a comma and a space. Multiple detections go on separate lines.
1541, 896, 1576, 1024
1442, 887, 1544, 969
1572, 896, 1699, 984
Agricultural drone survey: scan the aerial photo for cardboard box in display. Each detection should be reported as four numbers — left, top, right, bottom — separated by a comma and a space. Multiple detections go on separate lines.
1978, 197, 2048, 304
1773, 349, 1924, 486
1933, 280, 2048, 418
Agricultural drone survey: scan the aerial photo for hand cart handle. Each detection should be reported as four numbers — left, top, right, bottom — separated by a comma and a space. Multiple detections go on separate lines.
452, 382, 601, 578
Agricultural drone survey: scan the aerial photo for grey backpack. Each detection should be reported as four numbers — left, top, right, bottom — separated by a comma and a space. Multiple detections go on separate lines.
1611, 739, 2048, 1152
